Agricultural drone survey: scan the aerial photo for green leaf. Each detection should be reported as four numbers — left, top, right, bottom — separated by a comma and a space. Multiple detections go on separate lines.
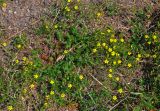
133, 106, 141, 111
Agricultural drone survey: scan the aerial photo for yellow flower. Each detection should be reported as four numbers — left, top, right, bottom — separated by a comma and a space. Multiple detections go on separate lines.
116, 53, 120, 57
30, 84, 35, 89
64, 50, 69, 54
45, 95, 50, 100
115, 77, 120, 81
112, 95, 117, 101
120, 38, 124, 42
128, 51, 132, 55
153, 54, 157, 58
152, 35, 157, 40
136, 57, 140, 61
17, 44, 22, 49
127, 63, 132, 68
108, 74, 112, 78
145, 54, 150, 57
92, 48, 97, 53
110, 38, 114, 43
77, 0, 80, 2
34, 74, 39, 79
2, 3, 7, 8
113, 39, 117, 43
29, 61, 33, 65
7, 106, 13, 111
113, 61, 117, 65
118, 60, 122, 64
145, 35, 149, 39
54, 24, 58, 29
44, 102, 48, 107
50, 91, 55, 95
65, 6, 71, 12
74, 5, 79, 10
79, 75, 84, 80
45, 25, 49, 29
61, 93, 66, 98
15, 59, 19, 64
104, 59, 109, 64
111, 34, 115, 38
105, 45, 108, 49
50, 80, 55, 84
22, 57, 27, 61
101, 32, 105, 35
96, 12, 102, 17
118, 88, 123, 93
147, 41, 151, 44
109, 68, 113, 73
108, 48, 112, 52
147, 15, 150, 18
137, 54, 141, 58
107, 29, 111, 33
102, 43, 106, 47
97, 42, 101, 47
111, 51, 116, 56
67, 0, 71, 3
2, 42, 7, 47
68, 83, 72, 88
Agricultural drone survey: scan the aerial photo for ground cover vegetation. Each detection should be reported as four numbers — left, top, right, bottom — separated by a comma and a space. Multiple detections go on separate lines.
0, 0, 160, 111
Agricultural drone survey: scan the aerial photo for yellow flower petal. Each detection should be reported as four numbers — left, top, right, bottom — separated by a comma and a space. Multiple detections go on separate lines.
112, 95, 117, 101
7, 106, 13, 111
50, 91, 55, 95
109, 69, 113, 73
67, 0, 71, 3
127, 63, 132, 68
118, 60, 122, 64
92, 49, 97, 53
118, 88, 123, 93
68, 83, 72, 88
2, 42, 7, 47
50, 80, 55, 84
145, 35, 149, 39
15, 59, 19, 64
108, 48, 112, 52
108, 74, 112, 78
61, 93, 65, 98
102, 43, 106, 47
97, 42, 101, 47
2, 3, 7, 8
120, 38, 124, 42
74, 5, 79, 10
116, 77, 120, 81
111, 51, 116, 56
17, 44, 22, 49
104, 59, 109, 64
79, 75, 84, 80
64, 50, 69, 54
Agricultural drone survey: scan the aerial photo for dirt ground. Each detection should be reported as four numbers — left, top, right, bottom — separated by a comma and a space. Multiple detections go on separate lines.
0, 0, 158, 64
0, 0, 53, 36
0, 0, 53, 64
0, 0, 157, 37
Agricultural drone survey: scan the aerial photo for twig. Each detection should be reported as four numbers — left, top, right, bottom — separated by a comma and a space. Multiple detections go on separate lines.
56, 43, 83, 62
89, 73, 113, 92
